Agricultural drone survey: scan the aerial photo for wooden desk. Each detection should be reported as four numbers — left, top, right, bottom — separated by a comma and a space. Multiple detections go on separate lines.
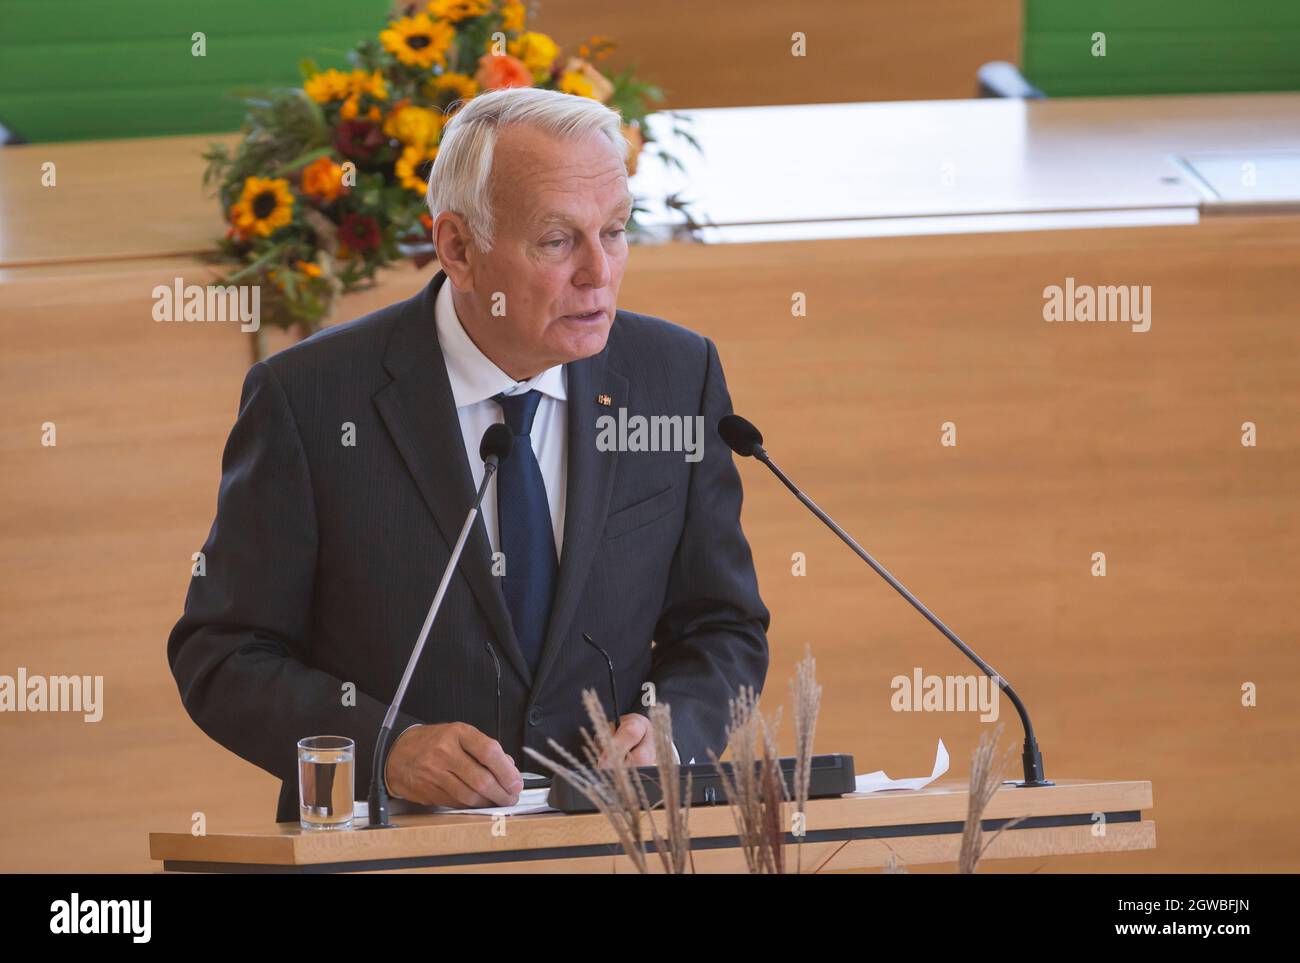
0, 134, 238, 268
149, 778, 1154, 873
632, 93, 1300, 238
3, 94, 1296, 266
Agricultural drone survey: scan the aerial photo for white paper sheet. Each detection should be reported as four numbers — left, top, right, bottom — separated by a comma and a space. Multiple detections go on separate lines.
853, 738, 949, 793
352, 787, 555, 822
426, 787, 554, 816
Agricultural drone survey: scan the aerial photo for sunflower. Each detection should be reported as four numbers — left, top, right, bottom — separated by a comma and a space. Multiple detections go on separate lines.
424, 71, 479, 104
380, 14, 454, 69
396, 144, 439, 193
507, 31, 559, 79
229, 177, 294, 238
427, 0, 490, 22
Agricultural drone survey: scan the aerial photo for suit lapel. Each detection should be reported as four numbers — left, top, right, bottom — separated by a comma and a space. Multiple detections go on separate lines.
531, 347, 629, 695
372, 269, 533, 686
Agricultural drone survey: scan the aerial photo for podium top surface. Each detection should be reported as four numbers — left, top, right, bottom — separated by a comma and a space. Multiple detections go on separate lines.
150, 778, 1152, 871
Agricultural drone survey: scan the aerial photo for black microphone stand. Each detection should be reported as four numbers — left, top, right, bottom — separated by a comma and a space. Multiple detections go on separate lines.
365, 445, 505, 829
737, 425, 1051, 788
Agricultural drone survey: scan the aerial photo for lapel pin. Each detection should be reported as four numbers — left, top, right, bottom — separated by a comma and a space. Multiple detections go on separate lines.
597, 393, 612, 407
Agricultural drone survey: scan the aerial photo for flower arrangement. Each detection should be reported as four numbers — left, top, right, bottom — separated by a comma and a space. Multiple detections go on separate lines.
202, 1, 688, 359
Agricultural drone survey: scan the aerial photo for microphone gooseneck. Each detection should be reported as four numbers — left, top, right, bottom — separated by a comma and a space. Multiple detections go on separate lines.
365, 425, 513, 829
718, 413, 1052, 788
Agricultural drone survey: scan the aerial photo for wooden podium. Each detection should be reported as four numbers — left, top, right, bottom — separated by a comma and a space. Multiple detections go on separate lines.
150, 778, 1153, 873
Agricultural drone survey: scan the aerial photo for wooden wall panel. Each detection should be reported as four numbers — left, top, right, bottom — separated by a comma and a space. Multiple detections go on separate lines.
2, 216, 1297, 871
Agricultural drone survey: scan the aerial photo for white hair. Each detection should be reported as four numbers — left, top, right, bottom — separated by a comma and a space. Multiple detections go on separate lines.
426, 86, 626, 254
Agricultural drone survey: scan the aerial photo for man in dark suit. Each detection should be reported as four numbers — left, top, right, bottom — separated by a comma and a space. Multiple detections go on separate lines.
168, 87, 769, 822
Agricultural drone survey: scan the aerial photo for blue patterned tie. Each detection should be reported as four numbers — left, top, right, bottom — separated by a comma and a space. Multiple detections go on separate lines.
493, 390, 558, 675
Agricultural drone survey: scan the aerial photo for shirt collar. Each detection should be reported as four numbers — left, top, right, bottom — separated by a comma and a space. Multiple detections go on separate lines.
434, 274, 567, 407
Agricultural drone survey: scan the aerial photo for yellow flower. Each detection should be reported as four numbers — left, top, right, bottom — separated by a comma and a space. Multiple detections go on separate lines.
304, 69, 352, 103
500, 1, 526, 33
559, 57, 613, 102
425, 71, 479, 103
380, 14, 455, 69
507, 31, 559, 79
229, 177, 294, 238
350, 69, 388, 100
384, 104, 445, 149
305, 68, 387, 104
294, 260, 323, 278
557, 70, 593, 99
427, 0, 489, 22
396, 144, 439, 193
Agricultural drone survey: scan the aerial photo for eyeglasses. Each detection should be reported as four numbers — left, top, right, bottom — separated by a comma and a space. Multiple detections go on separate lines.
480, 634, 620, 744
582, 632, 620, 723
482, 639, 502, 744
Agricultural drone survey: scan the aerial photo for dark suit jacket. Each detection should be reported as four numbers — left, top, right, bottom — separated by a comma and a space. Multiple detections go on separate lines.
168, 268, 770, 822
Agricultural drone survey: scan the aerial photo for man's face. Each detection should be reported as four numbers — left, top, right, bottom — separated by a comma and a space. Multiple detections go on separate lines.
450, 123, 631, 380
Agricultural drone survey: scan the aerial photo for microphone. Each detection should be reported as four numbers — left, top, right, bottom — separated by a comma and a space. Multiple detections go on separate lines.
718, 413, 1052, 788
365, 423, 514, 828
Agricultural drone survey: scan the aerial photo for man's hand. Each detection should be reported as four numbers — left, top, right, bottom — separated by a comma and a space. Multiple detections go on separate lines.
384, 722, 523, 808
596, 713, 659, 768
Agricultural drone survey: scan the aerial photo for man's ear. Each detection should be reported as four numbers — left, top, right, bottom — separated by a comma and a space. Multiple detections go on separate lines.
433, 210, 475, 290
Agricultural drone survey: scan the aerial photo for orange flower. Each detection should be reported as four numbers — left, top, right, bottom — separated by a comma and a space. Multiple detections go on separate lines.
621, 122, 645, 176
500, 1, 526, 33
300, 156, 345, 202
474, 53, 533, 91
294, 260, 323, 277
577, 36, 616, 63
340, 95, 383, 122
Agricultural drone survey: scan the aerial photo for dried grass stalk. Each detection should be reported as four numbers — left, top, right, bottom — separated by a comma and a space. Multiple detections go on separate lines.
525, 689, 692, 873
524, 689, 649, 872
709, 686, 788, 873
649, 702, 692, 874
958, 722, 1028, 874
789, 646, 821, 873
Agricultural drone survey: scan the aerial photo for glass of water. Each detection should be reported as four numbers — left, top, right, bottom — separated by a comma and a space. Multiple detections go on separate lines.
297, 735, 355, 831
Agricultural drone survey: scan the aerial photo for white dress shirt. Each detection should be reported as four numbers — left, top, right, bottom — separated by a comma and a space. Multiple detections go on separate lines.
435, 275, 567, 557
433, 278, 684, 766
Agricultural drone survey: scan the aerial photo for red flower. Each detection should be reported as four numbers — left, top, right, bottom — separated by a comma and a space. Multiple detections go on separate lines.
334, 120, 386, 162
339, 213, 382, 253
